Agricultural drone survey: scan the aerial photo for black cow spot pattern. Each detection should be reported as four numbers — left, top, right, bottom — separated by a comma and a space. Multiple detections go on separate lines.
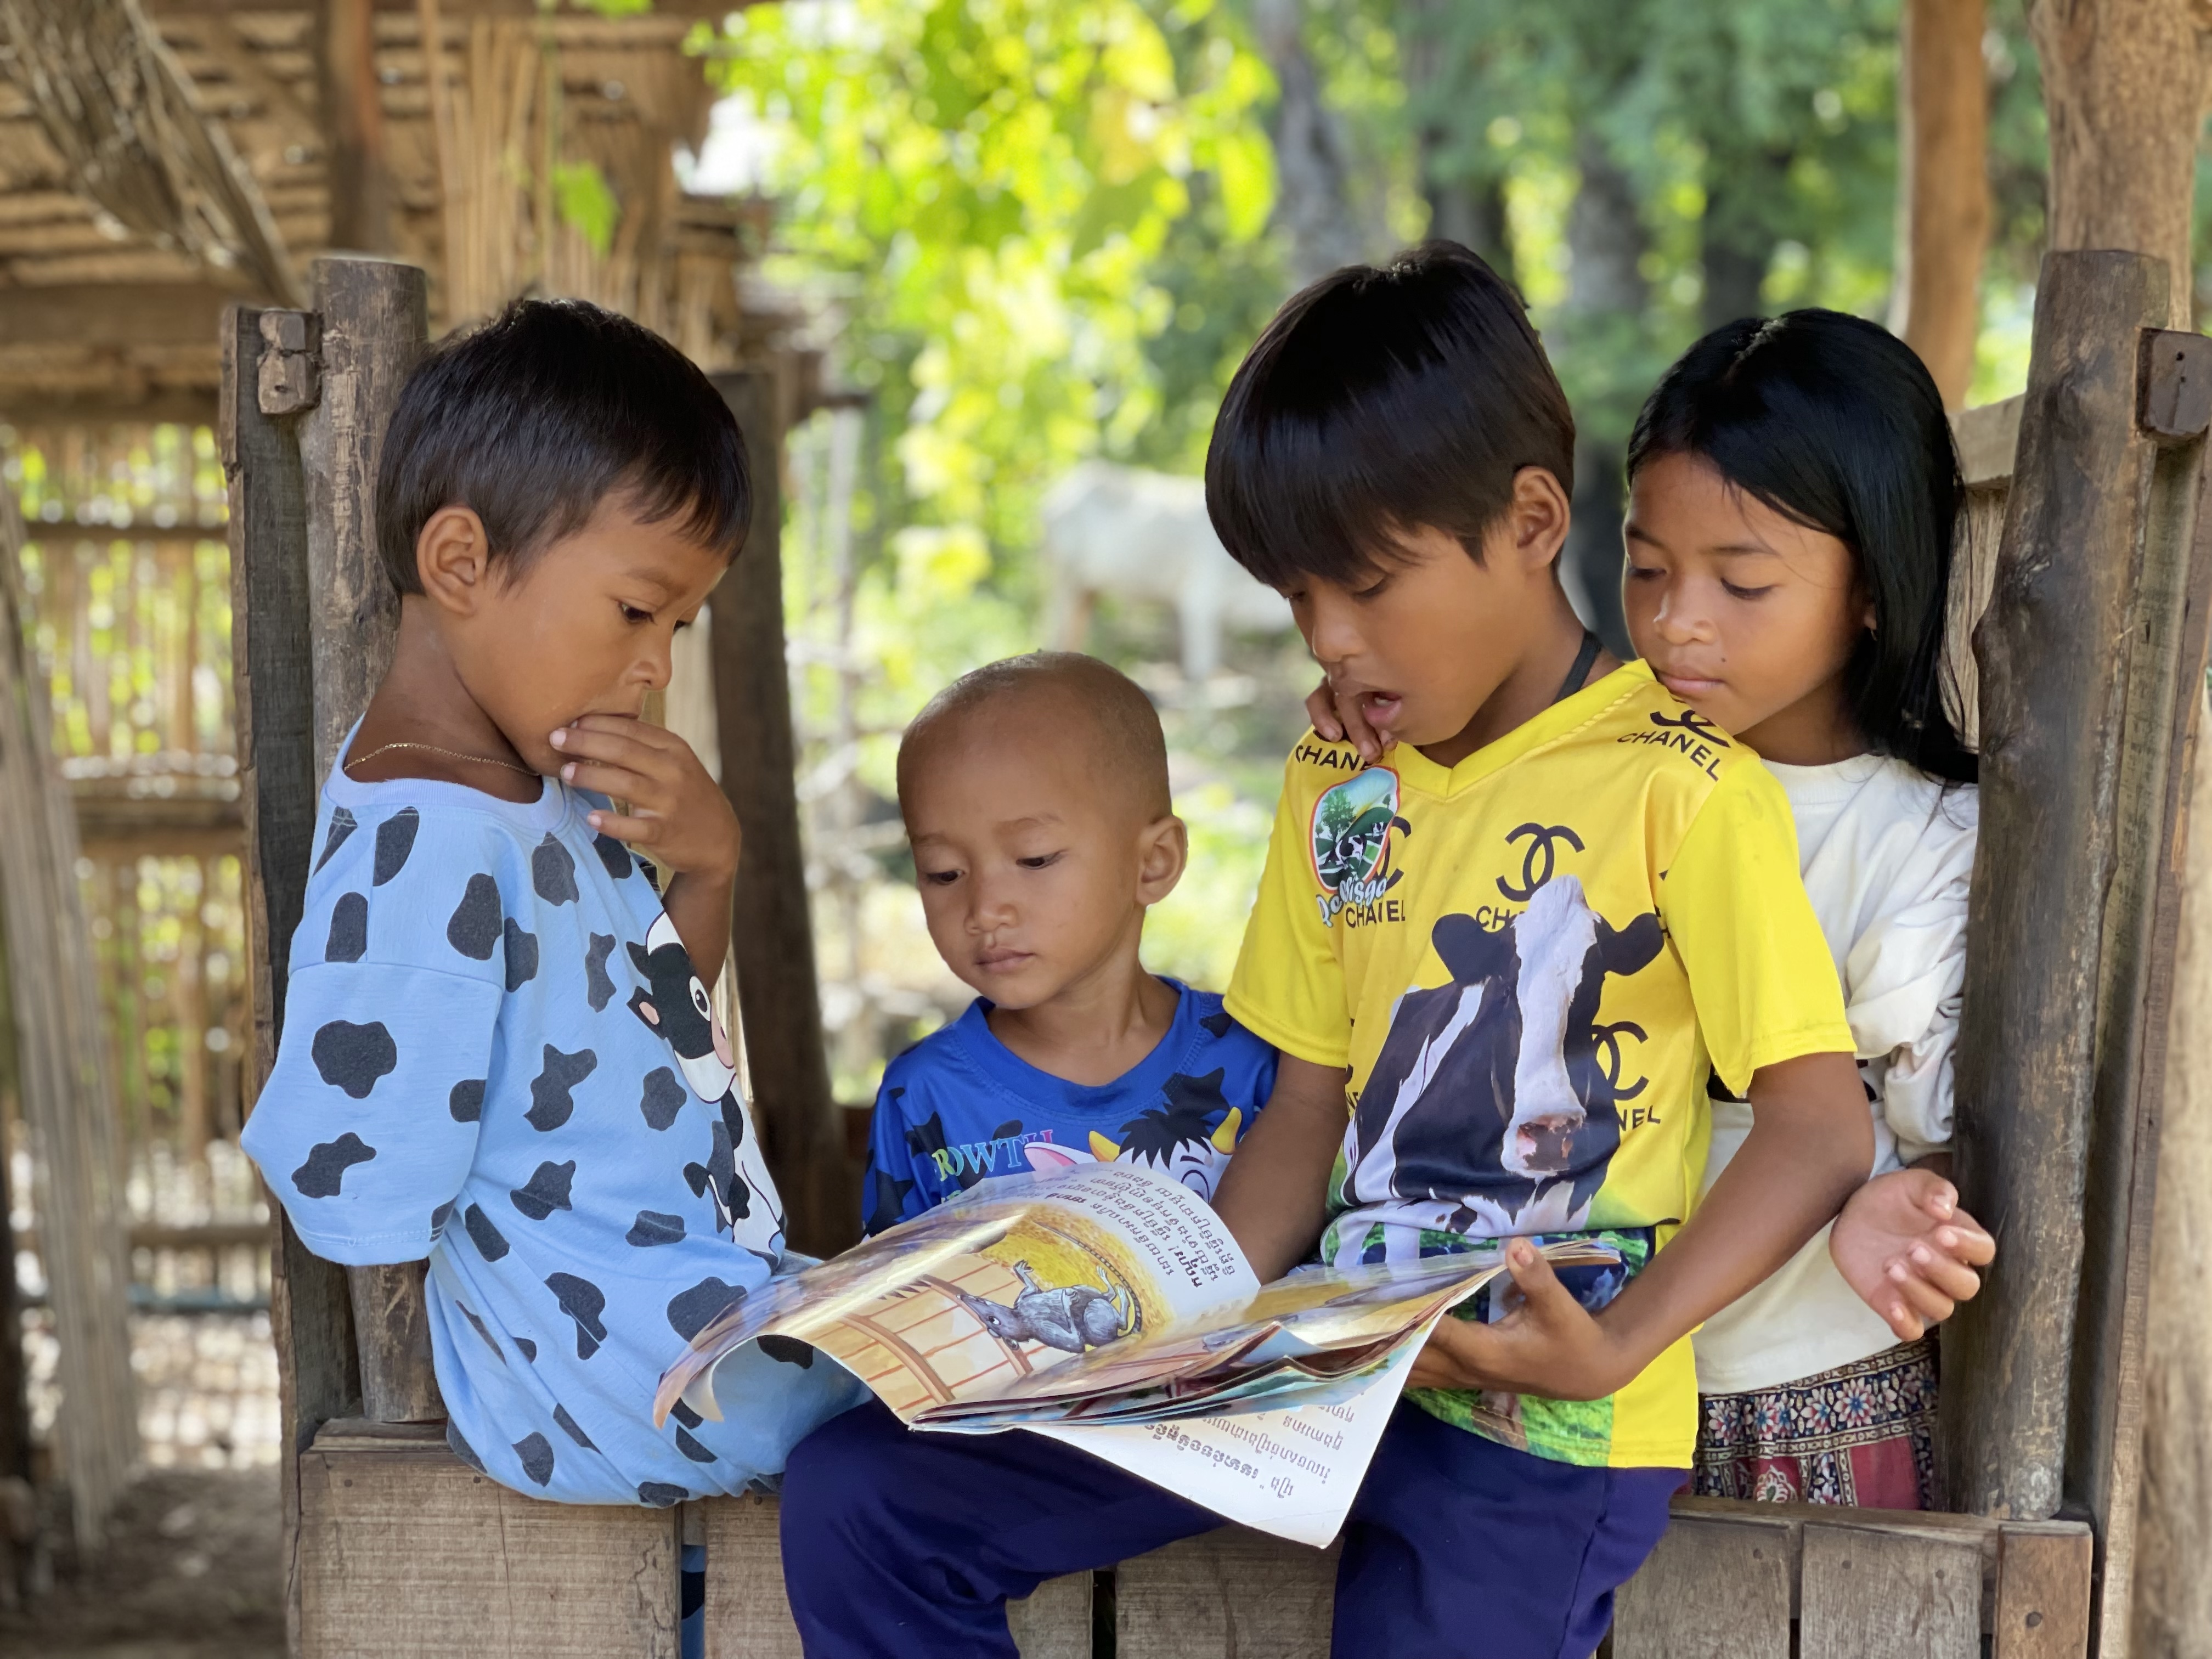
554, 1404, 595, 1449
514, 1431, 555, 1487
667, 1277, 745, 1342
464, 1203, 510, 1262
449, 1079, 484, 1123
585, 933, 618, 1012
627, 1209, 685, 1248
503, 918, 539, 991
670, 1400, 703, 1429
456, 1299, 504, 1361
311, 1020, 396, 1099
510, 1160, 576, 1221
675, 1428, 717, 1464
374, 808, 420, 885
315, 807, 358, 873
447, 1421, 487, 1475
446, 874, 501, 960
292, 1133, 374, 1198
514, 1336, 537, 1363
1199, 1009, 1233, 1039
639, 1068, 685, 1131
430, 1200, 455, 1239
525, 1046, 597, 1131
594, 832, 633, 879
546, 1272, 607, 1360
533, 834, 580, 905
325, 893, 368, 963
638, 1481, 687, 1508
759, 1335, 817, 1370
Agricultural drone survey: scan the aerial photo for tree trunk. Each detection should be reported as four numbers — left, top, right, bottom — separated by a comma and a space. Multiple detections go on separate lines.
1250, 0, 1368, 286
1558, 139, 1646, 659
2029, 0, 2208, 330
1701, 149, 1791, 334
317, 0, 391, 253
1892, 0, 1993, 409
1399, 0, 1514, 281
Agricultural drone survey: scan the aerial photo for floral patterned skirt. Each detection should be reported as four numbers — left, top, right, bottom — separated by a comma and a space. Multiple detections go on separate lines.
1691, 1338, 1938, 1510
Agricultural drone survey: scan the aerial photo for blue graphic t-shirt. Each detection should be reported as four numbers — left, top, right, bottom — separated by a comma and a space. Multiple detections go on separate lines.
240, 759, 864, 1506
861, 981, 1278, 1234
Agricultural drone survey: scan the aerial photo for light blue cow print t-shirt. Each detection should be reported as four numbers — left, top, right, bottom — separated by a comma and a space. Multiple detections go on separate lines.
240, 758, 864, 1504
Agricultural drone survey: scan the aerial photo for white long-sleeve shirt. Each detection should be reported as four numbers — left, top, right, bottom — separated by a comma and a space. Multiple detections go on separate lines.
1693, 753, 1978, 1395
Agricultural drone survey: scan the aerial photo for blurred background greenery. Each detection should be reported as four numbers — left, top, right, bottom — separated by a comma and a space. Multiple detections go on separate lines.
687, 0, 2122, 1103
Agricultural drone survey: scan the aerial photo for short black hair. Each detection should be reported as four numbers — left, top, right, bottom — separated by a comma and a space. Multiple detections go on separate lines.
1204, 241, 1575, 587
1626, 309, 1976, 785
374, 298, 749, 595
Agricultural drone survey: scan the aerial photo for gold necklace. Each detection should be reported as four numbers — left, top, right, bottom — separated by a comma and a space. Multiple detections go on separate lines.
344, 740, 538, 777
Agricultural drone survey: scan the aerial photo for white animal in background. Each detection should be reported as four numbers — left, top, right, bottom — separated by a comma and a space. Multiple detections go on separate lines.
1040, 461, 1295, 682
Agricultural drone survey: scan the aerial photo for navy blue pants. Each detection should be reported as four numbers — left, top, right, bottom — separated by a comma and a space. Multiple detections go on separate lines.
780, 1398, 1682, 1659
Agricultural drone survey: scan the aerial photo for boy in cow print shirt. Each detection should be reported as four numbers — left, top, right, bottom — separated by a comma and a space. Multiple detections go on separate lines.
778, 248, 1967, 1659
241, 301, 864, 1517
859, 653, 1276, 1235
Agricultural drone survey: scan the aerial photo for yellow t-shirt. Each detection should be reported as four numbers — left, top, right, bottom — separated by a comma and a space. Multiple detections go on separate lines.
1225, 661, 1852, 1469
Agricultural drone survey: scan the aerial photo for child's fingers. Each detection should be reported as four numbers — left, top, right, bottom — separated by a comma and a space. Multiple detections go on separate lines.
584, 808, 662, 848
1306, 680, 1344, 743
1901, 1246, 1983, 1304
1886, 1259, 1957, 1325
1876, 1296, 1928, 1342
1938, 1217, 1996, 1266
550, 723, 678, 777
557, 757, 660, 801
1502, 1240, 1578, 1324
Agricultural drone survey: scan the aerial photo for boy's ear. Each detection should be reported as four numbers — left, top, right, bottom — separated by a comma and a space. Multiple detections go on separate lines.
416, 505, 494, 614
1502, 465, 1572, 577
1136, 814, 1189, 907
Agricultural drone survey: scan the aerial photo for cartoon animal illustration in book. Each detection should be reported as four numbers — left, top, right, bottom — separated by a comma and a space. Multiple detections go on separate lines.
626, 912, 785, 1262
953, 1260, 1136, 1357
1340, 872, 1663, 1246
1020, 1069, 1245, 1198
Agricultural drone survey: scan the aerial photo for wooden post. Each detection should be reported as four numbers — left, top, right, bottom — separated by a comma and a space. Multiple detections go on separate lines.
227, 298, 361, 1651
0, 489, 138, 1548
1940, 251, 2177, 1520
1892, 0, 1991, 409
708, 372, 854, 1258
317, 0, 392, 254
2028, 0, 2209, 332
300, 256, 439, 1423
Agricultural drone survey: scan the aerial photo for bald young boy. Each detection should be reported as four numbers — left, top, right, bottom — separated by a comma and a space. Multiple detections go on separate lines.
859, 652, 1277, 1232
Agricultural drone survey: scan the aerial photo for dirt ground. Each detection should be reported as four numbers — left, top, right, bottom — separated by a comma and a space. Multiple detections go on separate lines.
2, 1464, 283, 1659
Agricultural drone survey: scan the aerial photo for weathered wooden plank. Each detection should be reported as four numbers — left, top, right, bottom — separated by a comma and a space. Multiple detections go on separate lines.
1994, 1521, 2094, 1659
228, 297, 363, 1652
297, 255, 441, 1425
2064, 329, 2212, 1654
1611, 1514, 1793, 1659
701, 1493, 1090, 1659
1941, 249, 2173, 1522
707, 372, 853, 1258
1799, 1522, 1981, 1659
1116, 1529, 1336, 1659
299, 1429, 681, 1657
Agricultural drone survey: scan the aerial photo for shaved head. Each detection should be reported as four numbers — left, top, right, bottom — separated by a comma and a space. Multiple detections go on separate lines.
899, 652, 1171, 822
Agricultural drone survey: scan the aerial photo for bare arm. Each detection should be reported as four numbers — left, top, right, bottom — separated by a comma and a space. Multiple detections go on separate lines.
1210, 1054, 1350, 1280
1409, 1049, 1872, 1398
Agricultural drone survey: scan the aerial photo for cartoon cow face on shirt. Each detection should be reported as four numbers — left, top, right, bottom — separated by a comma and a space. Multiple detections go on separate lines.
1342, 874, 1663, 1237
627, 912, 785, 1262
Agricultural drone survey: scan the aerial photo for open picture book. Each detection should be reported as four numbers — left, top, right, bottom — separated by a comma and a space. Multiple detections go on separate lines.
654, 1162, 1613, 1544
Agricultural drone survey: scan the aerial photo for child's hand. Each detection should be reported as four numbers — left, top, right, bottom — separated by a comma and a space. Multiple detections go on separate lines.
1829, 1168, 1994, 1342
1305, 676, 1390, 765
1404, 1241, 1634, 1403
549, 715, 741, 882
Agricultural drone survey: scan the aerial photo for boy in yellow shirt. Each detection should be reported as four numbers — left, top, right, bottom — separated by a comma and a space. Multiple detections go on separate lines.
780, 245, 1952, 1658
